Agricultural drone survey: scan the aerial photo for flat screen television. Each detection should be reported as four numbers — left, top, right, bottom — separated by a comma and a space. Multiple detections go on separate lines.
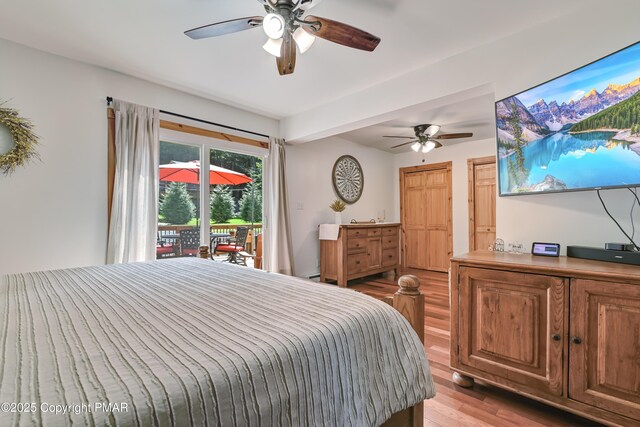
495, 41, 640, 196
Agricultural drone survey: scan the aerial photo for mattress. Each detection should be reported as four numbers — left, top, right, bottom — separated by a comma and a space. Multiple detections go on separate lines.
0, 258, 434, 426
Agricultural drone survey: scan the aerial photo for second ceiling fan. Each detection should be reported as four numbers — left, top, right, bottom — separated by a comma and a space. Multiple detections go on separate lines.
385, 124, 473, 153
185, 0, 381, 76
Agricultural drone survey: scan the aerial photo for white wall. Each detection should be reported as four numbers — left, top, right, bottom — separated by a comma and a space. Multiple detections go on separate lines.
392, 138, 496, 256
0, 38, 278, 275
286, 137, 395, 277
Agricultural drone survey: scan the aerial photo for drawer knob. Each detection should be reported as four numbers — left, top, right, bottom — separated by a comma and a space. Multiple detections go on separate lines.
571, 336, 582, 345
388, 255, 393, 258
551, 334, 561, 341
355, 261, 360, 264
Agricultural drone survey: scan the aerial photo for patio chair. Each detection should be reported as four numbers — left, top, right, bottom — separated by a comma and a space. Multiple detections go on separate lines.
214, 226, 249, 265
179, 228, 200, 257
156, 233, 177, 259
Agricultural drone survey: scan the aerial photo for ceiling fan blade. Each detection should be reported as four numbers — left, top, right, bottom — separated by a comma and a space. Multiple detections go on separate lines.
436, 133, 473, 140
391, 140, 418, 149
383, 135, 415, 139
304, 16, 381, 52
277, 31, 296, 75
185, 17, 264, 39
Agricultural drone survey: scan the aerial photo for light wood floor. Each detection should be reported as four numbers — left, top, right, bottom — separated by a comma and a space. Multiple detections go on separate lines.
349, 270, 603, 427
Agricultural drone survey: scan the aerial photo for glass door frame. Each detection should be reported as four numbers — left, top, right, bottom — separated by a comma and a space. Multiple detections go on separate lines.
160, 123, 268, 248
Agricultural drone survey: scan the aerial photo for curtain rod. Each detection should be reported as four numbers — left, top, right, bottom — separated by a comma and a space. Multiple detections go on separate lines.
106, 97, 270, 139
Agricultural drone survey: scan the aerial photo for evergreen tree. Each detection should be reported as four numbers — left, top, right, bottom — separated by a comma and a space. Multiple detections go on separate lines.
210, 185, 235, 223
160, 182, 195, 225
239, 181, 262, 222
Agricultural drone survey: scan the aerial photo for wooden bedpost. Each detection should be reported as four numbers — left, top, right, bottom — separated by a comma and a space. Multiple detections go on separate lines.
382, 275, 425, 427
199, 245, 209, 259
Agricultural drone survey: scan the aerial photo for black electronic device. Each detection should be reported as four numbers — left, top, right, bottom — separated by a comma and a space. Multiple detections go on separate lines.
531, 242, 560, 257
605, 242, 636, 251
567, 245, 640, 266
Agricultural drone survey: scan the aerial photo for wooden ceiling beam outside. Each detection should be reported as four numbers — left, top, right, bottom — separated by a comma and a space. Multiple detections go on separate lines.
160, 120, 269, 149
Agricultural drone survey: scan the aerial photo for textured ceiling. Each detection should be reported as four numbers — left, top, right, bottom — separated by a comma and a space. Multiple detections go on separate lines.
0, 0, 596, 118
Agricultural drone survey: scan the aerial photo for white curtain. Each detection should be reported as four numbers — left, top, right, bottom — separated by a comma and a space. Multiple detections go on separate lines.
263, 137, 295, 275
107, 100, 159, 264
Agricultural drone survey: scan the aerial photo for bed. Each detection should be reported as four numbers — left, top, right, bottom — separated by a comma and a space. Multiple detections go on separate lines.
0, 256, 434, 426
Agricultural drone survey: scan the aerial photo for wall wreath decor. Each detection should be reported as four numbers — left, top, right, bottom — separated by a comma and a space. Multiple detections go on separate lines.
0, 102, 40, 175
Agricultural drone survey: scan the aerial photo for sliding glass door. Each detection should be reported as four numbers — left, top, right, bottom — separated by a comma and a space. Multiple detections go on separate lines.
155, 140, 263, 261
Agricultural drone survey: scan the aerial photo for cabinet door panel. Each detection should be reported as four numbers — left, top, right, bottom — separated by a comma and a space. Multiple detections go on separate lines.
458, 267, 565, 396
569, 279, 640, 421
366, 237, 382, 270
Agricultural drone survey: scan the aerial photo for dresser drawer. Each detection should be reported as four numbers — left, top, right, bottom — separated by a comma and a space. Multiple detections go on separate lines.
347, 228, 368, 238
347, 237, 367, 253
382, 248, 398, 267
367, 228, 382, 237
383, 227, 399, 235
382, 234, 399, 249
347, 253, 367, 273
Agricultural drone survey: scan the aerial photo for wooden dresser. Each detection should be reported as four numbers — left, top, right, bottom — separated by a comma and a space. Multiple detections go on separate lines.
320, 223, 400, 287
450, 252, 640, 427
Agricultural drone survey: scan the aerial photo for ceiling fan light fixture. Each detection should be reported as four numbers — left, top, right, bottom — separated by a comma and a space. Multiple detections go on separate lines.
293, 27, 316, 53
263, 37, 283, 57
297, 0, 322, 11
426, 125, 441, 137
422, 141, 436, 154
411, 142, 422, 152
263, 13, 285, 39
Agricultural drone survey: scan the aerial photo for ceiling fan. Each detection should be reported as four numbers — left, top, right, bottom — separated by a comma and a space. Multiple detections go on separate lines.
385, 124, 473, 153
185, 0, 381, 76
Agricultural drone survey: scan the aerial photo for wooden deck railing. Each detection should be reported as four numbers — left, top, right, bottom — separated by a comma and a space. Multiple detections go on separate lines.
158, 223, 262, 254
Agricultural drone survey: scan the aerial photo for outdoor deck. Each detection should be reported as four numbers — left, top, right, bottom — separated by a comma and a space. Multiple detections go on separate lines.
157, 223, 261, 268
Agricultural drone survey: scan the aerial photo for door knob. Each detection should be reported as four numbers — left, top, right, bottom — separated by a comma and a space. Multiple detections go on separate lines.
571, 336, 582, 345
551, 334, 561, 341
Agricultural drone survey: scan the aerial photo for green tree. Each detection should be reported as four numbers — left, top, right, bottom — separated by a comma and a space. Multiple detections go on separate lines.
160, 182, 195, 225
239, 181, 262, 222
210, 185, 235, 223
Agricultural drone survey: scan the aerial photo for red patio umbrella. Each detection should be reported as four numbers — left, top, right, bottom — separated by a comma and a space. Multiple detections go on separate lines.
159, 161, 252, 185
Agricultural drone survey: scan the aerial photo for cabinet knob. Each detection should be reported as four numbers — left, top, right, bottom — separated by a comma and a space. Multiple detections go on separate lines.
355, 261, 360, 264
551, 334, 561, 341
571, 336, 582, 345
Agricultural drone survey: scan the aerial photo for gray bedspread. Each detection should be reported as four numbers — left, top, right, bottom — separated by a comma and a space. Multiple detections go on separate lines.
0, 258, 434, 426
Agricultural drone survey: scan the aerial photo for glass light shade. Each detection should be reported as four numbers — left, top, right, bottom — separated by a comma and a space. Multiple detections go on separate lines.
411, 142, 421, 152
263, 38, 283, 57
426, 125, 441, 137
263, 13, 285, 39
293, 27, 316, 54
422, 141, 437, 153
298, 0, 322, 10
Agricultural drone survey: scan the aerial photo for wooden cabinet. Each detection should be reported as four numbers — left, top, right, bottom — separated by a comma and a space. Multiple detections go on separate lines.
451, 252, 640, 427
458, 267, 565, 396
569, 279, 640, 421
320, 224, 400, 287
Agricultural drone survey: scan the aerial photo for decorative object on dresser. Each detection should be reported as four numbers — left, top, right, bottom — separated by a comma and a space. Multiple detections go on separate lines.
450, 251, 640, 427
320, 223, 400, 287
0, 101, 40, 175
332, 155, 364, 204
329, 199, 346, 224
